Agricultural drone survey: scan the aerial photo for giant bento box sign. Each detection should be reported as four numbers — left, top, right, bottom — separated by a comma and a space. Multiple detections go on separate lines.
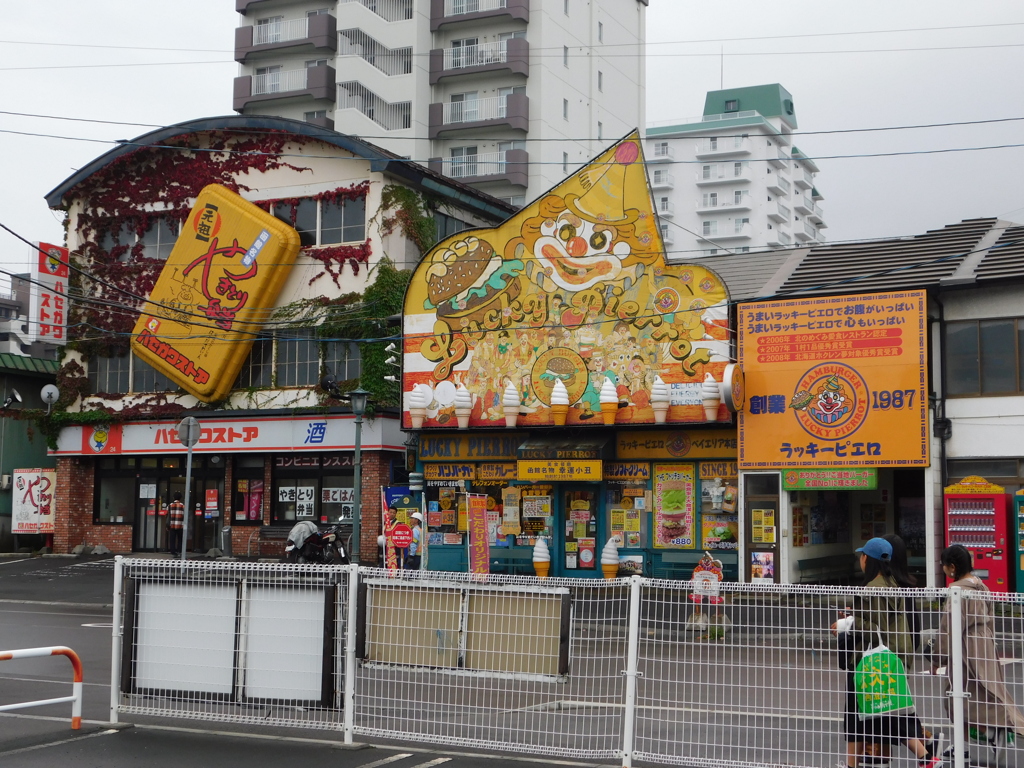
130, 184, 301, 402
738, 290, 929, 468
402, 133, 731, 429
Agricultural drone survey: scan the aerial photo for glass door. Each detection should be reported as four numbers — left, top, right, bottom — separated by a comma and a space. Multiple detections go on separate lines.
133, 476, 164, 551
555, 486, 602, 577
743, 473, 780, 584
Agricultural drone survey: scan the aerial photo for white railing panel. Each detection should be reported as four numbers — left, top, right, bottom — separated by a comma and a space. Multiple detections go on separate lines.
443, 41, 507, 70
445, 0, 507, 16
252, 68, 307, 96
339, 0, 413, 22
252, 17, 308, 46
443, 150, 507, 178
443, 95, 507, 124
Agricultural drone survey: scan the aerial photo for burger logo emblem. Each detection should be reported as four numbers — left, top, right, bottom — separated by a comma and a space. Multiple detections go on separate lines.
789, 364, 869, 440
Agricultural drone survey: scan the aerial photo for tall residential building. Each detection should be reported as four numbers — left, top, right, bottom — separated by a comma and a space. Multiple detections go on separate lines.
644, 84, 827, 261
234, 0, 648, 207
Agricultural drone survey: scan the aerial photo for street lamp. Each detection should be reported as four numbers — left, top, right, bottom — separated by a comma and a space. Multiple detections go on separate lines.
322, 375, 370, 564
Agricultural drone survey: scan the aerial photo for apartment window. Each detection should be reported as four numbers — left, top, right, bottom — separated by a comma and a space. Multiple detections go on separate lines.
705, 249, 718, 256
598, 21, 603, 42
449, 37, 478, 68
597, 121, 603, 140
497, 85, 525, 105
277, 328, 320, 387
702, 221, 717, 236
945, 319, 1024, 396
498, 140, 526, 153
306, 59, 327, 68
435, 212, 471, 242
654, 141, 668, 156
659, 196, 669, 211
598, 71, 603, 91
304, 110, 327, 122
735, 217, 749, 233
255, 16, 283, 43
139, 217, 177, 261
724, 99, 738, 112
450, 145, 478, 177
701, 164, 715, 180
737, 246, 750, 253
702, 192, 718, 207
733, 162, 744, 176
563, 99, 569, 120
132, 357, 175, 393
563, 46, 569, 67
324, 341, 362, 382
273, 197, 365, 247
732, 191, 744, 205
660, 225, 670, 241
89, 354, 131, 394
307, 8, 330, 16
562, 152, 569, 173
708, 137, 718, 151
498, 31, 526, 42
449, 91, 479, 122
255, 65, 282, 93
499, 195, 526, 208
236, 338, 273, 389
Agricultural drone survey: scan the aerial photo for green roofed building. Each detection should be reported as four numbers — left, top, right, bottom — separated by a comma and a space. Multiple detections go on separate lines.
645, 84, 826, 261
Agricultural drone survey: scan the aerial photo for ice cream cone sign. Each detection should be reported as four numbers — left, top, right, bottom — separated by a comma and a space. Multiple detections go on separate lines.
601, 537, 620, 579
401, 132, 731, 429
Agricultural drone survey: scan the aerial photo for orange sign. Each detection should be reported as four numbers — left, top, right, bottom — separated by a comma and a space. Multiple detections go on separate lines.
738, 290, 928, 468
130, 184, 301, 402
467, 493, 490, 575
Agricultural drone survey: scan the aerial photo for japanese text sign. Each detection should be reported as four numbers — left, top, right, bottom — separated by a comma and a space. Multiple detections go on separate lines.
12, 468, 56, 534
467, 494, 490, 575
738, 290, 928, 468
29, 243, 69, 345
653, 463, 696, 549
131, 184, 301, 402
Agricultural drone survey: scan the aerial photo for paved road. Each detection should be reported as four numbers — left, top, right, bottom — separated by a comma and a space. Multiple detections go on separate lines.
0, 555, 619, 768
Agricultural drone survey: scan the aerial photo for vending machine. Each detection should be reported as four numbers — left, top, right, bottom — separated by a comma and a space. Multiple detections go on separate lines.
1013, 490, 1024, 593
943, 476, 1012, 593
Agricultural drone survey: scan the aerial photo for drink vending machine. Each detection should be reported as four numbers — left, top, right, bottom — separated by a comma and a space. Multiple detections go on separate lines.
1014, 490, 1024, 593
943, 476, 1012, 593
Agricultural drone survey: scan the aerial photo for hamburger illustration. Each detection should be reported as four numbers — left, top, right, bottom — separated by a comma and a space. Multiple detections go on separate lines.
424, 236, 524, 325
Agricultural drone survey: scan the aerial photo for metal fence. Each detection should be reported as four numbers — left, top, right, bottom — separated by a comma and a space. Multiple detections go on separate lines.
112, 558, 1024, 768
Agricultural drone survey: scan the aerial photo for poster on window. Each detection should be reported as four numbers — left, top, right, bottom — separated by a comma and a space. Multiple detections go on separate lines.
12, 468, 56, 534
322, 487, 355, 504
248, 480, 264, 521
279, 484, 316, 518
653, 463, 696, 549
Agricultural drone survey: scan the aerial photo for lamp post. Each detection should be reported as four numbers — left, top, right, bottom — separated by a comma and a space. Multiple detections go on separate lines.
348, 388, 369, 563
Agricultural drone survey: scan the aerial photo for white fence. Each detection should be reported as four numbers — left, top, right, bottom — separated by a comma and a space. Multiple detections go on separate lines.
443, 41, 507, 70
253, 18, 308, 46
443, 95, 508, 125
112, 558, 1024, 768
252, 68, 307, 96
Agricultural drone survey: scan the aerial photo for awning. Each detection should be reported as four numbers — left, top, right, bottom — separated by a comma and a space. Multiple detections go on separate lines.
517, 438, 609, 461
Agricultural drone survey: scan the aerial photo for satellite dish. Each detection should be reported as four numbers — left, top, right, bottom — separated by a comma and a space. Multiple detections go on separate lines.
41, 385, 59, 405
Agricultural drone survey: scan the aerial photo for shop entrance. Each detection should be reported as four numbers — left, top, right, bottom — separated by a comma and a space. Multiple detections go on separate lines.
132, 470, 224, 552
743, 473, 780, 584
553, 485, 603, 578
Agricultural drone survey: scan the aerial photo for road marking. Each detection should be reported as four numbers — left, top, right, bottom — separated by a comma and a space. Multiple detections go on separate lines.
0, 728, 117, 756
408, 759, 452, 767
358, 755, 415, 768
0, 599, 113, 609
81, 622, 114, 628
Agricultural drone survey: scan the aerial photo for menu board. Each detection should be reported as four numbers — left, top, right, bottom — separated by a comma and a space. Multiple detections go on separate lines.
653, 463, 696, 549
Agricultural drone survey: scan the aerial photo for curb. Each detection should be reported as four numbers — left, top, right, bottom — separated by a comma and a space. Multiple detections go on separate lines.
0, 599, 113, 609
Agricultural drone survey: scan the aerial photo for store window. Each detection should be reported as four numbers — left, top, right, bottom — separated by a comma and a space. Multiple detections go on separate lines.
89, 354, 131, 395
271, 454, 356, 524
273, 197, 366, 247
96, 473, 136, 524
276, 328, 320, 387
232, 455, 266, 525
324, 340, 361, 381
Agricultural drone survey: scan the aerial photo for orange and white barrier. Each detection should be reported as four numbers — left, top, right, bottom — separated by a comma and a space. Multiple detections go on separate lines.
0, 645, 83, 729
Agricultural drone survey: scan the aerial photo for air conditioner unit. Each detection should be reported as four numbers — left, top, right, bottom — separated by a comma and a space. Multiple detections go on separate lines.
0, 475, 10, 491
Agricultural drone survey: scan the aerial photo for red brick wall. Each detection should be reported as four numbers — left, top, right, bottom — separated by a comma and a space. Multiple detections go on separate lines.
54, 457, 132, 554
357, 452, 394, 565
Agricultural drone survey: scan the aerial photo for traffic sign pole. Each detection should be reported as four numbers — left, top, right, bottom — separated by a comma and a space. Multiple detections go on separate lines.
177, 417, 201, 567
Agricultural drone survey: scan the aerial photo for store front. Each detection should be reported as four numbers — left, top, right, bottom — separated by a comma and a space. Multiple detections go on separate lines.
51, 412, 404, 555
417, 429, 738, 579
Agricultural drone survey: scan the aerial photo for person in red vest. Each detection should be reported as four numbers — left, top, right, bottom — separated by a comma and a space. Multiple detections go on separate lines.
167, 492, 185, 554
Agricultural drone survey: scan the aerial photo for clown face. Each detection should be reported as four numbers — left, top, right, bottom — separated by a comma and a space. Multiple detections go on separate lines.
810, 384, 850, 425
534, 211, 632, 291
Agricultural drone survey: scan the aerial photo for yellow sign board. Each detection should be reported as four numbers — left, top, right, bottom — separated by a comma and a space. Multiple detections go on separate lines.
417, 433, 524, 461
616, 429, 737, 459
131, 184, 301, 402
738, 290, 929, 468
944, 476, 1005, 495
402, 133, 731, 430
422, 463, 476, 481
517, 460, 603, 482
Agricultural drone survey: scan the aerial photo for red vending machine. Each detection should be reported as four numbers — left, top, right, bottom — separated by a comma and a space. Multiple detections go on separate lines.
943, 476, 1012, 593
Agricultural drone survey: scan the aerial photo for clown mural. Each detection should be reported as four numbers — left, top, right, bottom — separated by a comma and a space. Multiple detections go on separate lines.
402, 132, 732, 429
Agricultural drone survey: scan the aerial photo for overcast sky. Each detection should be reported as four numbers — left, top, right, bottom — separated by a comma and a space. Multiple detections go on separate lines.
2, 0, 1022, 280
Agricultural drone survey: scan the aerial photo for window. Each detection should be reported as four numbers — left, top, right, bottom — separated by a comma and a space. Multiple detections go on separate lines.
733, 162, 744, 176
307, 8, 329, 16
737, 246, 750, 253
499, 195, 526, 208
497, 85, 525, 104
449, 91, 479, 122
139, 217, 177, 261
449, 37, 478, 67
946, 319, 1024, 396
255, 65, 282, 93
89, 355, 131, 394
734, 190, 745, 205
597, 121, 603, 140
306, 59, 327, 68
735, 217, 749, 233
255, 15, 283, 43
702, 221, 717, 236
271, 455, 359, 525
701, 164, 715, 180
96, 475, 136, 524
563, 99, 569, 120
325, 340, 362, 381
133, 357, 175, 393
598, 21, 603, 42
498, 139, 525, 152
273, 197, 365, 247
660, 225, 669, 241
435, 211, 470, 242
563, 45, 569, 67
705, 249, 718, 256
702, 192, 718, 207
708, 137, 718, 151
562, 152, 569, 173
724, 99, 738, 112
304, 110, 327, 122
276, 328, 320, 388
598, 70, 603, 91
236, 337, 273, 389
450, 145, 478, 177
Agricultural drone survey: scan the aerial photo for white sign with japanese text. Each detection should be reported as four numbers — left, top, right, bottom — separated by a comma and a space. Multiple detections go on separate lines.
12, 468, 56, 534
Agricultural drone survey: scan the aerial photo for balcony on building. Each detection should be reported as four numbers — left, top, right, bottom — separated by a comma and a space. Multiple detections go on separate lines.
429, 93, 529, 138
655, 199, 675, 218
808, 204, 825, 225
695, 163, 751, 186
766, 147, 790, 169
429, 38, 529, 84
766, 228, 792, 247
765, 174, 790, 196
431, 0, 530, 31
428, 149, 529, 187
660, 228, 674, 247
648, 142, 674, 162
794, 167, 814, 190
650, 170, 674, 189
795, 222, 817, 243
233, 63, 336, 112
767, 202, 791, 223
303, 112, 335, 131
694, 136, 751, 159
695, 192, 752, 214
235, 13, 337, 63
700, 223, 752, 242
793, 195, 813, 216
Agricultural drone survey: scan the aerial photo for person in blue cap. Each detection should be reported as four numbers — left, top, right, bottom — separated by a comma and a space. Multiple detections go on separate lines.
832, 538, 939, 768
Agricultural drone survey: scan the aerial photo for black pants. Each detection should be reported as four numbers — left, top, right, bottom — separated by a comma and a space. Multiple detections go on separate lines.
404, 555, 421, 570
168, 527, 182, 554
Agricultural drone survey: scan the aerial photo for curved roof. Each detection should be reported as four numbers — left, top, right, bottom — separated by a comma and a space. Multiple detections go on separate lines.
44, 114, 513, 219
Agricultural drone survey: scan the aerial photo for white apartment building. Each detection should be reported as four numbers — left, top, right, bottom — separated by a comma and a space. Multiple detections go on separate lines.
644, 84, 826, 261
234, 0, 647, 207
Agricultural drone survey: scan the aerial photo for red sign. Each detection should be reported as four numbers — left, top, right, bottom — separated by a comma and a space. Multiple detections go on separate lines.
467, 493, 490, 575
389, 524, 414, 548
30, 242, 69, 345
